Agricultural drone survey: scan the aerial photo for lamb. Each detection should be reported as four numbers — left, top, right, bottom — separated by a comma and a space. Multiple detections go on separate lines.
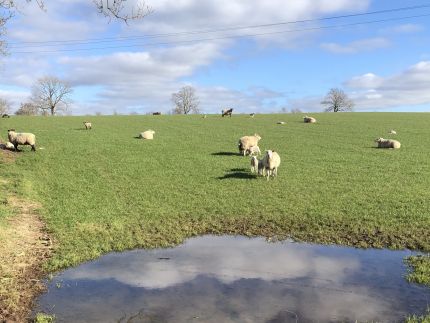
139, 130, 155, 140
5, 142, 14, 150
238, 134, 261, 156
247, 145, 261, 156
375, 138, 401, 149
250, 156, 265, 176
261, 150, 281, 180
250, 156, 258, 173
303, 116, 316, 123
83, 121, 92, 130
7, 129, 36, 152
389, 130, 397, 135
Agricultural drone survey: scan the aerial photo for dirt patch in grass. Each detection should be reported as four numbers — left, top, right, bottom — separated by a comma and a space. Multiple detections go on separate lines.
0, 196, 54, 322
0, 149, 17, 164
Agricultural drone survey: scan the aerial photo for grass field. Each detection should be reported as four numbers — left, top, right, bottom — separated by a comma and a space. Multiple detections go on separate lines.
1, 113, 430, 274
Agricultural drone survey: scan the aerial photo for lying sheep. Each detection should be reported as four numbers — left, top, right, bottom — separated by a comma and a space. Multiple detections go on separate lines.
375, 138, 401, 149
247, 145, 261, 156
139, 130, 155, 140
5, 142, 14, 150
7, 129, 36, 152
389, 130, 397, 135
277, 121, 285, 125
303, 116, 316, 123
262, 150, 281, 180
83, 121, 92, 130
238, 134, 261, 156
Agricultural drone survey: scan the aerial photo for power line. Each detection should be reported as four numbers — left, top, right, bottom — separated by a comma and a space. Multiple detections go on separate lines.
10, 13, 430, 54
7, 3, 430, 48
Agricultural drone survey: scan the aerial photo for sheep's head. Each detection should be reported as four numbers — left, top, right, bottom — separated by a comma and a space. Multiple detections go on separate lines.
266, 150, 273, 159
375, 138, 384, 143
254, 134, 261, 140
7, 129, 16, 134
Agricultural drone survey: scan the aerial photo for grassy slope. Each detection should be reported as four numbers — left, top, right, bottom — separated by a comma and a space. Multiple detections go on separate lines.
0, 113, 429, 270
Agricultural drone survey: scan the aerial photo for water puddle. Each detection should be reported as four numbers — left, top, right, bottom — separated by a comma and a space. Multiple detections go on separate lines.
35, 235, 429, 322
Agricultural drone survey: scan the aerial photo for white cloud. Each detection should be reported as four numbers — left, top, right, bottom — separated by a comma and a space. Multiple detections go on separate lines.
380, 23, 424, 34
345, 61, 430, 109
321, 37, 390, 54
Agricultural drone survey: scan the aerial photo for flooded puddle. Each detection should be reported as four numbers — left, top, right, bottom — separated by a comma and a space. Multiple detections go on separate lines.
35, 235, 429, 322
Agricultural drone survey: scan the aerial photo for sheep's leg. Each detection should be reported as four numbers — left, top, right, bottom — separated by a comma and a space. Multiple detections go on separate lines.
13, 143, 19, 152
31, 144, 36, 152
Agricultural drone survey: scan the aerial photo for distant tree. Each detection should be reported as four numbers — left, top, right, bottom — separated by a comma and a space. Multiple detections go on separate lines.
171, 86, 200, 115
30, 76, 73, 116
290, 108, 302, 114
15, 102, 38, 115
321, 88, 354, 112
0, 97, 11, 115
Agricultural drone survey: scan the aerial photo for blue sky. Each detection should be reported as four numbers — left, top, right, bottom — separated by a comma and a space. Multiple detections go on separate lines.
0, 0, 429, 114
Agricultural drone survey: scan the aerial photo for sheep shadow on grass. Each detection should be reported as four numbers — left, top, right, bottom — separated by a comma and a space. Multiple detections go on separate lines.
211, 151, 242, 156
218, 169, 255, 180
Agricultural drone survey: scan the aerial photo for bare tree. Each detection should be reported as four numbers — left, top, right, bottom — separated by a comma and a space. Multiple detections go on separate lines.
171, 86, 200, 115
290, 108, 303, 114
15, 102, 38, 115
31, 76, 73, 116
93, 0, 152, 23
0, 97, 11, 115
321, 88, 354, 112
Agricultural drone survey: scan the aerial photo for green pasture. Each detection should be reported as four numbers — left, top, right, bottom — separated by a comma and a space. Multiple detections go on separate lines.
0, 113, 429, 270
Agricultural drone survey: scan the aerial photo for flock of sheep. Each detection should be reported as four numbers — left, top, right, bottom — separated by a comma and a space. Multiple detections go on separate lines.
1, 116, 401, 181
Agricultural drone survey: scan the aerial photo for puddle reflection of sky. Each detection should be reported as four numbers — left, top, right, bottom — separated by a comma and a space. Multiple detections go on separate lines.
36, 236, 430, 322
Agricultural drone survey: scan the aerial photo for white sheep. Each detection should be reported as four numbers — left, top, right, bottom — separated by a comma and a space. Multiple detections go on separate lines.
139, 130, 155, 140
5, 142, 15, 150
238, 134, 261, 156
247, 145, 261, 156
303, 116, 316, 123
83, 121, 92, 130
389, 130, 397, 135
277, 121, 285, 125
7, 129, 36, 152
250, 156, 258, 173
262, 150, 281, 180
375, 137, 401, 149
250, 156, 266, 176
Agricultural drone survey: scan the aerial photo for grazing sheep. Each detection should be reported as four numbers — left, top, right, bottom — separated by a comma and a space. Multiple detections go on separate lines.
262, 150, 281, 180
83, 121, 92, 130
250, 113, 255, 118
152, 112, 161, 115
247, 145, 261, 156
7, 129, 36, 152
277, 121, 285, 125
238, 134, 261, 156
375, 138, 401, 149
389, 129, 397, 135
303, 116, 316, 123
139, 130, 155, 140
2, 114, 10, 118
221, 108, 233, 117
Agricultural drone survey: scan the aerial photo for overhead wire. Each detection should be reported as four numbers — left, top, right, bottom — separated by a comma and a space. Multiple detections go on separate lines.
7, 3, 430, 48
9, 12, 430, 54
